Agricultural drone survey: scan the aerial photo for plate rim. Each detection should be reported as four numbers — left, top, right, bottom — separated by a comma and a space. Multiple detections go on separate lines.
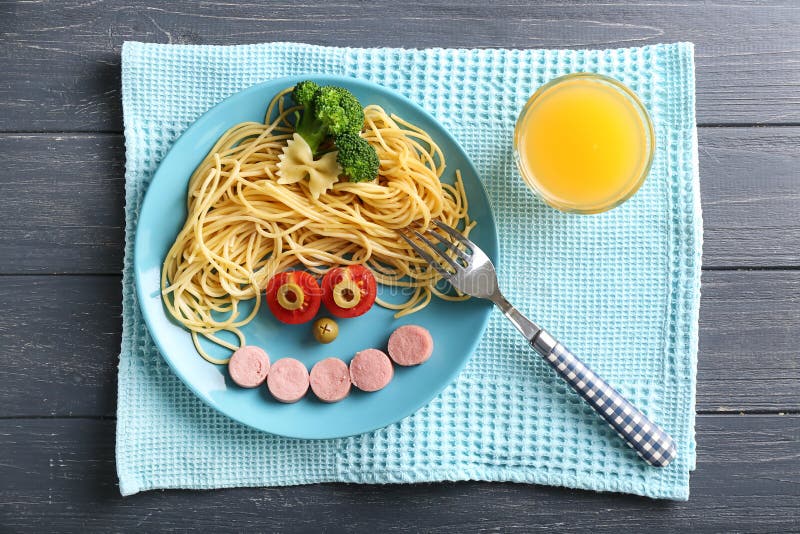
133, 74, 499, 439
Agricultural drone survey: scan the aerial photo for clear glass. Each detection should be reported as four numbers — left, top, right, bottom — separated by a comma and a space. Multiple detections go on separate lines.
513, 73, 655, 214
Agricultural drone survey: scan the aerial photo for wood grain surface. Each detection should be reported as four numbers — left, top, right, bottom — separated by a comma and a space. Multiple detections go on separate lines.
0, 416, 797, 532
1, 128, 798, 273
1, 0, 798, 531
2, 1, 799, 130
0, 270, 797, 418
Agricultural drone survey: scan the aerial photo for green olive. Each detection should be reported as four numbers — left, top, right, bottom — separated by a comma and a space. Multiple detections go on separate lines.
312, 317, 339, 344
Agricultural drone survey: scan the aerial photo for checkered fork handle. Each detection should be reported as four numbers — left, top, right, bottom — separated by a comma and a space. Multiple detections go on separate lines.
537, 337, 678, 467
403, 220, 678, 469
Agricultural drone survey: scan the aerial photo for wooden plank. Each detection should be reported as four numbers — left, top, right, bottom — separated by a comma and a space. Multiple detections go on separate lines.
1, 0, 799, 131
0, 271, 796, 417
0, 134, 126, 274
0, 416, 797, 531
699, 270, 800, 412
700, 127, 800, 268
1, 127, 798, 274
0, 276, 122, 417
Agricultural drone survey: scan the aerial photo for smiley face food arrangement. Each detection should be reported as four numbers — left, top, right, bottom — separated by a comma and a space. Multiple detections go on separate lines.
249, 324, 432, 404
160, 81, 467, 403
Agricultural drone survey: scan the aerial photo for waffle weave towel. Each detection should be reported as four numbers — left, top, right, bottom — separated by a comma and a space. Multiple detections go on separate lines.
118, 41, 701, 499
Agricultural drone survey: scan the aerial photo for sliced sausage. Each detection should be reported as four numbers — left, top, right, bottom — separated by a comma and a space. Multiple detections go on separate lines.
227, 345, 270, 388
387, 325, 434, 366
267, 358, 309, 403
350, 349, 394, 392
309, 357, 351, 403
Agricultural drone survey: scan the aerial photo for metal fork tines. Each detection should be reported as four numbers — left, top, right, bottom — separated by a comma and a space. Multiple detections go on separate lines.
399, 220, 499, 300
398, 220, 678, 468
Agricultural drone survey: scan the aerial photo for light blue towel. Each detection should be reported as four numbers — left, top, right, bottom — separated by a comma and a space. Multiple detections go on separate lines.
118, 42, 701, 499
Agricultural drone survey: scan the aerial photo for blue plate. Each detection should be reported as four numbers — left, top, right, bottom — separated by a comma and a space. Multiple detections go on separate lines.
134, 75, 498, 439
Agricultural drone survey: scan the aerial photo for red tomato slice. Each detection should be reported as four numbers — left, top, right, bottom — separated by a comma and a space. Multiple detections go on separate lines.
321, 265, 377, 318
265, 271, 322, 324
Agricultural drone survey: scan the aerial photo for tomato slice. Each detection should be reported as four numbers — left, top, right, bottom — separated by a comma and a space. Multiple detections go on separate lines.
321, 265, 377, 319
265, 271, 322, 324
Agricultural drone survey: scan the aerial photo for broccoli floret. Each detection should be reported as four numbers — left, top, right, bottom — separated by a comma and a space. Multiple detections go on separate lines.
290, 82, 365, 154
313, 86, 364, 137
335, 132, 379, 183
292, 80, 320, 108
288, 82, 376, 182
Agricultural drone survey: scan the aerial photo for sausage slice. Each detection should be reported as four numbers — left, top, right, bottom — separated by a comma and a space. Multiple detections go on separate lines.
310, 357, 351, 403
227, 345, 270, 388
387, 325, 434, 366
267, 358, 309, 403
350, 349, 393, 392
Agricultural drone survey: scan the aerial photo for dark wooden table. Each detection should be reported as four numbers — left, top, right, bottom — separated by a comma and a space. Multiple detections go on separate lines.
2, 1, 799, 531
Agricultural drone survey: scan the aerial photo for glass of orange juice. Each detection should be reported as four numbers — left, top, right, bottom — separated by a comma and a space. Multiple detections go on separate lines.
514, 73, 655, 214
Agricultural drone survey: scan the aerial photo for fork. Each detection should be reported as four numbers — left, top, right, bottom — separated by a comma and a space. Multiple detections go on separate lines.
400, 220, 677, 468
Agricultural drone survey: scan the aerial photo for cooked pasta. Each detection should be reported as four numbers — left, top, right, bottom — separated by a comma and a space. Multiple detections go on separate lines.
161, 87, 474, 363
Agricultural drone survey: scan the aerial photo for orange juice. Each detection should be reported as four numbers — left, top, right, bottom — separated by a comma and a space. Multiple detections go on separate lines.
514, 73, 654, 214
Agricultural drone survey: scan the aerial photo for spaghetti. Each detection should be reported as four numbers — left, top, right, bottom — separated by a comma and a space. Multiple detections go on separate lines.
161, 87, 474, 363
